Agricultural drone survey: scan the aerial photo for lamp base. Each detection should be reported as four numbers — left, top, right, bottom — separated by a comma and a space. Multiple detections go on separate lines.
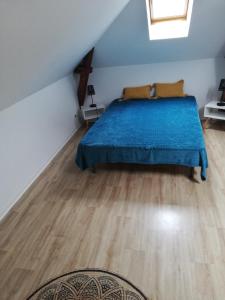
90, 103, 97, 108
217, 102, 225, 106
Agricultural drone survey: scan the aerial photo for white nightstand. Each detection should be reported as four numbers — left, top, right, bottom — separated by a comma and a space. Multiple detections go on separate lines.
204, 100, 225, 130
81, 104, 105, 128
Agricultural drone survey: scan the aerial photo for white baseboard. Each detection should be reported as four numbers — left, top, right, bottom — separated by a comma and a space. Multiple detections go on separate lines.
0, 127, 80, 223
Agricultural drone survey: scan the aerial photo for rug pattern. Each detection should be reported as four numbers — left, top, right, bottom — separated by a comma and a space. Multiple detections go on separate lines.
27, 269, 147, 300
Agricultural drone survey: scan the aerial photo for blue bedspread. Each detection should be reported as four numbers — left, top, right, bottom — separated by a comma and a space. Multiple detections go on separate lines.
76, 97, 208, 180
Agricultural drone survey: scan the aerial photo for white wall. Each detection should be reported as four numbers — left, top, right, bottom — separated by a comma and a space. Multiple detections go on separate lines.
89, 58, 225, 110
0, 75, 80, 219
0, 0, 130, 111
94, 0, 225, 68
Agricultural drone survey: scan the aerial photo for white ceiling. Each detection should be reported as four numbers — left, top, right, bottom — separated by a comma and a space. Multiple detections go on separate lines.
94, 0, 225, 68
0, 0, 129, 110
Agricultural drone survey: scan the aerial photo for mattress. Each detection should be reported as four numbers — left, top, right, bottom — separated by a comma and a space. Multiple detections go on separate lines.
76, 97, 208, 180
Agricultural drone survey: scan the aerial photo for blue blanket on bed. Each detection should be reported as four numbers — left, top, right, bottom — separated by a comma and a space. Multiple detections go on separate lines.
76, 97, 208, 180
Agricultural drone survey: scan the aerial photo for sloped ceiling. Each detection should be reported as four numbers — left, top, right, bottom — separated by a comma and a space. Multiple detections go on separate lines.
0, 0, 130, 110
94, 0, 225, 68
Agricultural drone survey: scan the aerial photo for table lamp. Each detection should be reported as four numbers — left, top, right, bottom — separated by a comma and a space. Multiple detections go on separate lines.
219, 79, 225, 102
87, 85, 96, 108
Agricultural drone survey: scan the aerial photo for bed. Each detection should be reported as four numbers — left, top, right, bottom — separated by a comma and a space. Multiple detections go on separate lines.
76, 96, 208, 180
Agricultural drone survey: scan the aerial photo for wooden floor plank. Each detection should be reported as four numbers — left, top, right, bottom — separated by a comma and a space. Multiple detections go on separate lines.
1, 124, 225, 299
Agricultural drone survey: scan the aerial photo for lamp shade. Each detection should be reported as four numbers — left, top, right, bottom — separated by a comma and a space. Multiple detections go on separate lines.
87, 85, 95, 96
219, 79, 225, 91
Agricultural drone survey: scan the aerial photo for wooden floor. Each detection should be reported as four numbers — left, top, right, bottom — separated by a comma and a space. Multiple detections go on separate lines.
1, 123, 225, 300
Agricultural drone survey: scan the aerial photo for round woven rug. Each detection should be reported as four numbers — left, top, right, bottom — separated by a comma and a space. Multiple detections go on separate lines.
27, 269, 148, 300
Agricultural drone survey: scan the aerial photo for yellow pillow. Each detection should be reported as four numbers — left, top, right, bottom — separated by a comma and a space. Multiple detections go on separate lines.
123, 85, 151, 100
155, 80, 185, 98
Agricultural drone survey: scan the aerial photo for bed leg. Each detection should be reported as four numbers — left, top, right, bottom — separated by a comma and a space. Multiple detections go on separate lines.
189, 167, 195, 179
203, 118, 210, 132
91, 166, 96, 174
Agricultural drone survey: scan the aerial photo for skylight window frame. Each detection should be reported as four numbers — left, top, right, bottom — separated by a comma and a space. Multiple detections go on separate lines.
146, 0, 194, 40
149, 0, 190, 24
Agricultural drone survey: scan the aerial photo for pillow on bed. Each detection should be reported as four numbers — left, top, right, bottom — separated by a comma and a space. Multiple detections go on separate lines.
155, 80, 185, 98
123, 85, 152, 100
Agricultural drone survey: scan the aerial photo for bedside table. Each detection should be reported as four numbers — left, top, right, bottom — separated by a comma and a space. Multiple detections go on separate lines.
81, 104, 105, 128
204, 100, 225, 130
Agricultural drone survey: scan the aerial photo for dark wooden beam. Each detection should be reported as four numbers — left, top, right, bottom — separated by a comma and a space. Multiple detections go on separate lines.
74, 48, 94, 107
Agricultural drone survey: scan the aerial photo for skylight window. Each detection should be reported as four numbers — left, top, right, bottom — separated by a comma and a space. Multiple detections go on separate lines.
146, 0, 194, 40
